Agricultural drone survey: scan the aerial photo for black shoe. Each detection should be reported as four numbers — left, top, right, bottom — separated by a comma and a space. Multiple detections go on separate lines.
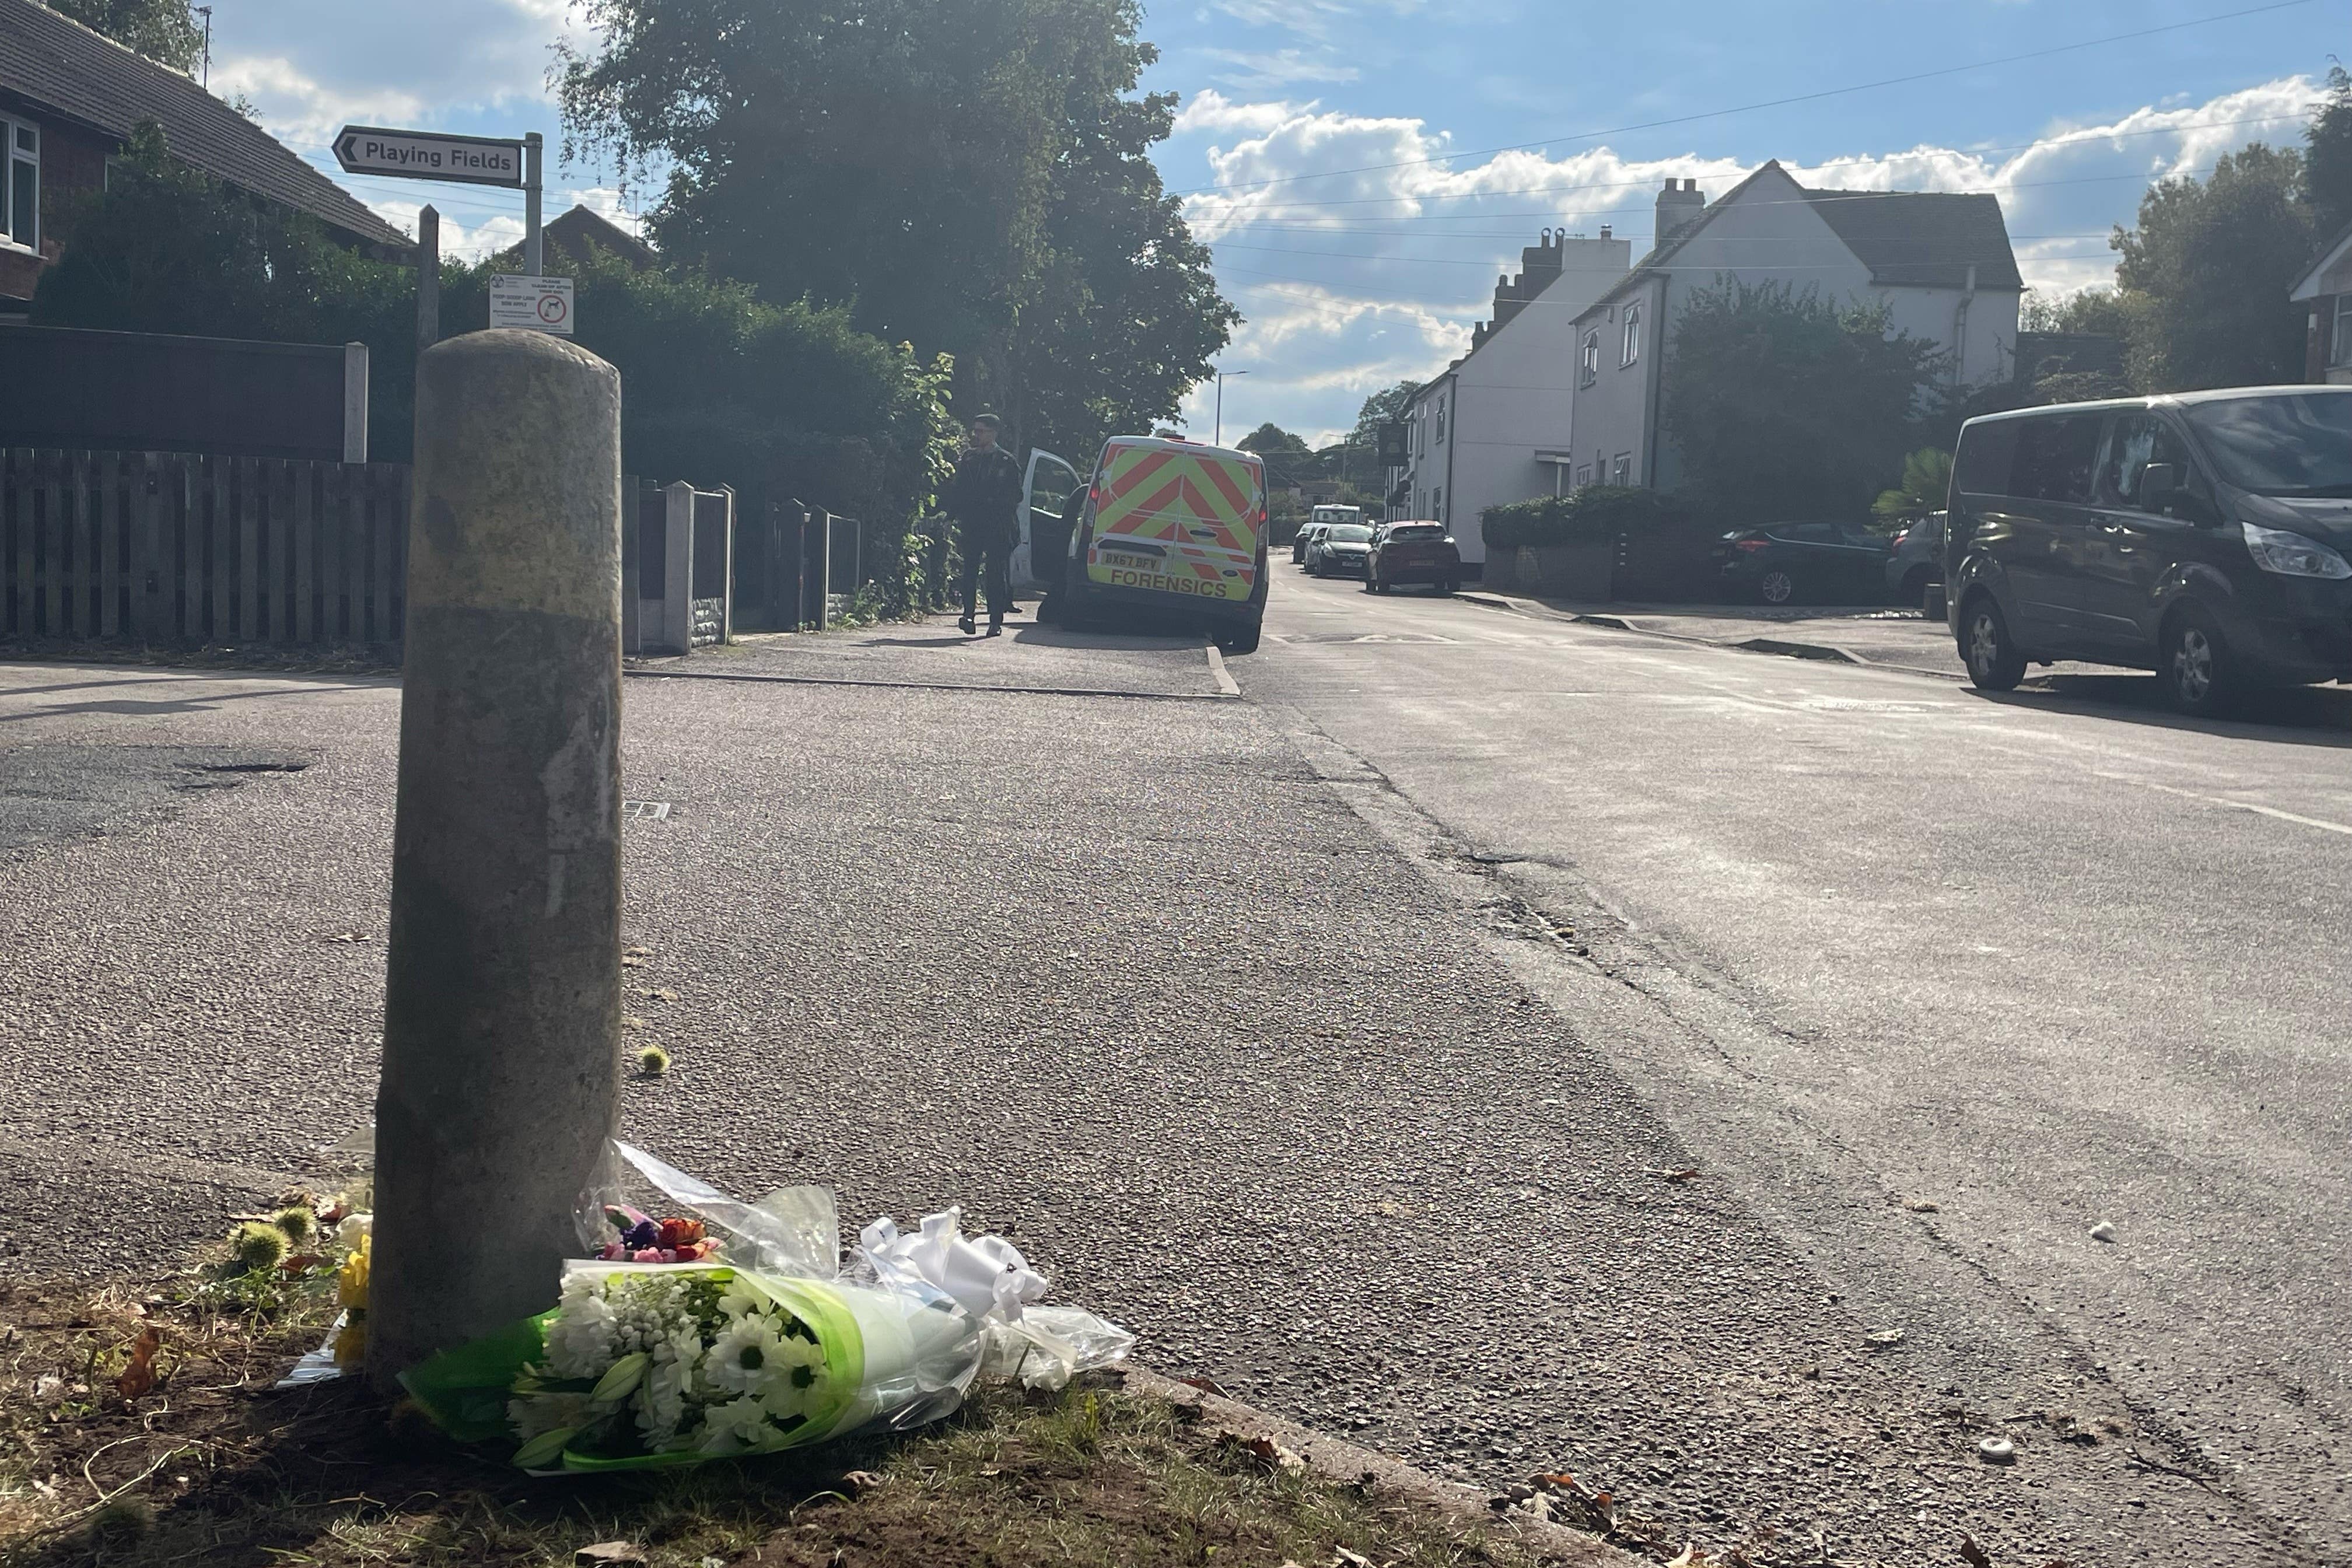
958, 615, 977, 635
985, 622, 1003, 637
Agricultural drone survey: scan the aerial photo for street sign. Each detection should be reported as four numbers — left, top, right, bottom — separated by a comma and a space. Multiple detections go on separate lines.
333, 125, 524, 188
1377, 420, 1409, 468
489, 274, 575, 336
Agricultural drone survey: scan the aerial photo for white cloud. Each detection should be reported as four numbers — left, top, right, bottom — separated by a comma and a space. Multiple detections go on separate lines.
1175, 76, 2326, 440
1172, 89, 1312, 139
1200, 48, 1362, 91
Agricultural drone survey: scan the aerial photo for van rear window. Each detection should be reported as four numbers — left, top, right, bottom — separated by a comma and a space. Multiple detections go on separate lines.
1954, 421, 2018, 496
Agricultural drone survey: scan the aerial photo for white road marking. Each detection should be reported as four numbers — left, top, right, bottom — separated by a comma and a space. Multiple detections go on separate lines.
2091, 772, 2352, 838
1204, 642, 1241, 697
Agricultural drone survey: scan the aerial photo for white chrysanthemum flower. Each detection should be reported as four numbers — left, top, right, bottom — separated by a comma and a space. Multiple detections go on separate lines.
544, 1281, 620, 1379
636, 1322, 705, 1448
696, 1393, 775, 1455
758, 1333, 827, 1423
717, 1277, 766, 1322
706, 1312, 791, 1398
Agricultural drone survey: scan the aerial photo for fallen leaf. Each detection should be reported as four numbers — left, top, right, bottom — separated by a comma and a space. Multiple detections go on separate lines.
1332, 1550, 1375, 1568
115, 1326, 160, 1399
624, 946, 654, 958
1665, 1548, 1712, 1568
1904, 1198, 1941, 1213
1958, 1534, 1992, 1567
574, 1544, 645, 1566
840, 1469, 882, 1494
1864, 1329, 1906, 1348
644, 987, 680, 1003
1178, 1375, 1228, 1397
620, 956, 645, 968
1223, 1433, 1304, 1474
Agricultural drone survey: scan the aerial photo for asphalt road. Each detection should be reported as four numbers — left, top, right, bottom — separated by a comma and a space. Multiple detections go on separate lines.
1251, 569, 2352, 1565
1, 590, 2345, 1566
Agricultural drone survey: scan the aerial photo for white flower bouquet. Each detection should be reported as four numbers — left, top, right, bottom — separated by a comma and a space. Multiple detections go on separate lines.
400, 1142, 1130, 1472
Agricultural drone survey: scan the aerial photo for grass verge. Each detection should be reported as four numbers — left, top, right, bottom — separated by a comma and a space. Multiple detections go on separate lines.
1, 1266, 1577, 1568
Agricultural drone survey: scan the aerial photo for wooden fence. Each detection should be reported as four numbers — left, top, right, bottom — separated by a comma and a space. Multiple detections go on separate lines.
2, 448, 411, 648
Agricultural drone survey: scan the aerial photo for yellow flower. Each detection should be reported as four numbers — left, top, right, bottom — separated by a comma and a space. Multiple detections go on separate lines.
337, 1236, 372, 1310
333, 1312, 367, 1369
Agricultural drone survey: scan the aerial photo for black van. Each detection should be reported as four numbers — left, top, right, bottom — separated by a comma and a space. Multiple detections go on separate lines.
1947, 387, 2352, 713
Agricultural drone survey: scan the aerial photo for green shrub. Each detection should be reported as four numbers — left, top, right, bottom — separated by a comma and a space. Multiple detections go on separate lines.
1482, 487, 1685, 551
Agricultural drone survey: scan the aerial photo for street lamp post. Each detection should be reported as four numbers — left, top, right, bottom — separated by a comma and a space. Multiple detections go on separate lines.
1214, 370, 1249, 447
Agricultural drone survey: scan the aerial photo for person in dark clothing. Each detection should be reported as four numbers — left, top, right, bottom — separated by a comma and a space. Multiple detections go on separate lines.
945, 414, 1024, 636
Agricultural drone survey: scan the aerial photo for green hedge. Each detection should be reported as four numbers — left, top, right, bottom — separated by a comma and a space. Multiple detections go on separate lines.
1482, 487, 1685, 550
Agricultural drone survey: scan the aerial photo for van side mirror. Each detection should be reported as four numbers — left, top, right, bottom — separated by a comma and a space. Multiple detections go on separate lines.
2139, 463, 2179, 513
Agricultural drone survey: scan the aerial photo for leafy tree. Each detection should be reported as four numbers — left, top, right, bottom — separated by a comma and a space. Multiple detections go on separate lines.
2113, 143, 2312, 390
1350, 381, 1421, 447
1873, 449, 1954, 522
2305, 64, 2352, 240
48, 0, 201, 71
1237, 422, 1312, 488
2020, 286, 2132, 338
1661, 280, 1945, 523
558, 0, 1234, 460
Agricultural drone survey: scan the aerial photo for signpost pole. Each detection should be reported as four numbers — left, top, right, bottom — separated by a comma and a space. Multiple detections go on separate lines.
416, 204, 440, 354
524, 132, 544, 278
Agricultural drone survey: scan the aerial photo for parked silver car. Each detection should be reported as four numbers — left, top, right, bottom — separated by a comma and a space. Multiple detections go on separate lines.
1884, 511, 1947, 616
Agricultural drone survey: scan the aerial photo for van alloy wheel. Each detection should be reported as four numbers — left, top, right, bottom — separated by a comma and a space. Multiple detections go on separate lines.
2163, 607, 2235, 715
1760, 568, 1796, 604
1963, 597, 2025, 692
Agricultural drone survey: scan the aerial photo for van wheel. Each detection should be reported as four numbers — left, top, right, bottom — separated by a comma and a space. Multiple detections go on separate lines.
1436, 578, 1458, 596
1218, 618, 1262, 656
1962, 595, 2027, 692
2163, 605, 2238, 716
1759, 568, 1797, 605
1899, 566, 1931, 610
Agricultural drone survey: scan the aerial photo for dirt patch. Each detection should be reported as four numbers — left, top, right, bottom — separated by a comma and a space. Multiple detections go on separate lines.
0, 1270, 1586, 1568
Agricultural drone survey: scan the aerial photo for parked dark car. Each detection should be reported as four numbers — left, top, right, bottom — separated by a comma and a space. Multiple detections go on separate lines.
1710, 523, 1892, 604
1306, 522, 1374, 577
1947, 387, 2352, 714
1363, 520, 1461, 594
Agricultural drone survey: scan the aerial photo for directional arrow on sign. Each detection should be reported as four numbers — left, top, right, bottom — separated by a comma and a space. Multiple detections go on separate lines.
333, 125, 526, 188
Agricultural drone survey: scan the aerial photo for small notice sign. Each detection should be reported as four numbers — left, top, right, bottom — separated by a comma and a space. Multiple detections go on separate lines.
489, 274, 575, 335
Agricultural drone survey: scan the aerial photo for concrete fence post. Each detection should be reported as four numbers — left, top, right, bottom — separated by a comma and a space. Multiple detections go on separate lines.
369, 329, 625, 1393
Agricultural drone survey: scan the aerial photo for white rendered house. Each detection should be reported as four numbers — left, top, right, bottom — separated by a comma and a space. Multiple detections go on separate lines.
1399, 229, 1632, 566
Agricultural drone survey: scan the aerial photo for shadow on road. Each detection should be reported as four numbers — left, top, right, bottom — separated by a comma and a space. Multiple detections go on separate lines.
1968, 674, 2352, 747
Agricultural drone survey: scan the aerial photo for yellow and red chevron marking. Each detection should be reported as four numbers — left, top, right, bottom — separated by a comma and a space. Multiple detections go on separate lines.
1096, 446, 1260, 555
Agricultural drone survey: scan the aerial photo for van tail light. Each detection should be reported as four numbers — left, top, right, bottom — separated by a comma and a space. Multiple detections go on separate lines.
1091, 484, 1108, 513
1734, 538, 1770, 553
1890, 530, 1909, 550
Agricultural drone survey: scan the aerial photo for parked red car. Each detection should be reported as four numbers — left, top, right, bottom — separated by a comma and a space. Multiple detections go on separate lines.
1363, 521, 1462, 594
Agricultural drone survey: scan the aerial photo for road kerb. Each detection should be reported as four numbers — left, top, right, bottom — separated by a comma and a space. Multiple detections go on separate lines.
1120, 1366, 1646, 1567
1458, 592, 1976, 682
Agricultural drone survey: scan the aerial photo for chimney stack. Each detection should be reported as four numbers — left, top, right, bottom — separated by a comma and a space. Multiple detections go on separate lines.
1656, 177, 1705, 248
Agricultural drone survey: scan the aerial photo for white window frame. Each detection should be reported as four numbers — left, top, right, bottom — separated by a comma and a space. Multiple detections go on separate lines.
2333, 296, 2352, 368
1621, 302, 1642, 366
1611, 452, 1633, 486
0, 113, 37, 253
1579, 330, 1600, 386
1434, 396, 1447, 444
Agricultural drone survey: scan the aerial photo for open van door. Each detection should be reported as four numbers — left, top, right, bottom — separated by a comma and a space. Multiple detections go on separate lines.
1014, 449, 1084, 592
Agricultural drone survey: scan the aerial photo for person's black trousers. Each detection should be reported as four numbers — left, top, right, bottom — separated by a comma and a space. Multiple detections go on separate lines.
959, 540, 1011, 626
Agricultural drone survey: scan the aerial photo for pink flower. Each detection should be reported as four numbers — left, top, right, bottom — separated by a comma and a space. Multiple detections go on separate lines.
631, 1248, 664, 1263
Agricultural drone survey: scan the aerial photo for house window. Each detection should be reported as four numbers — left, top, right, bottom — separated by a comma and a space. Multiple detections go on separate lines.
1622, 303, 1642, 366
1575, 463, 1594, 488
1579, 330, 1600, 387
2333, 297, 2352, 367
1, 116, 37, 250
1611, 453, 1632, 485
1435, 397, 1447, 445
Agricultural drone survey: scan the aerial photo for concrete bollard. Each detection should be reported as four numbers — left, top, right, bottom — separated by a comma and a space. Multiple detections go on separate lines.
369, 329, 625, 1394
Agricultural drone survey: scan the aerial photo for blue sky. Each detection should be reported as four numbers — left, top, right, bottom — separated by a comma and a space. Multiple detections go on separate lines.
207, 0, 2336, 445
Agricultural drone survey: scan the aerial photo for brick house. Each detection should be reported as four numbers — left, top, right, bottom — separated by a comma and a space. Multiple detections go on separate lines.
0, 0, 404, 313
